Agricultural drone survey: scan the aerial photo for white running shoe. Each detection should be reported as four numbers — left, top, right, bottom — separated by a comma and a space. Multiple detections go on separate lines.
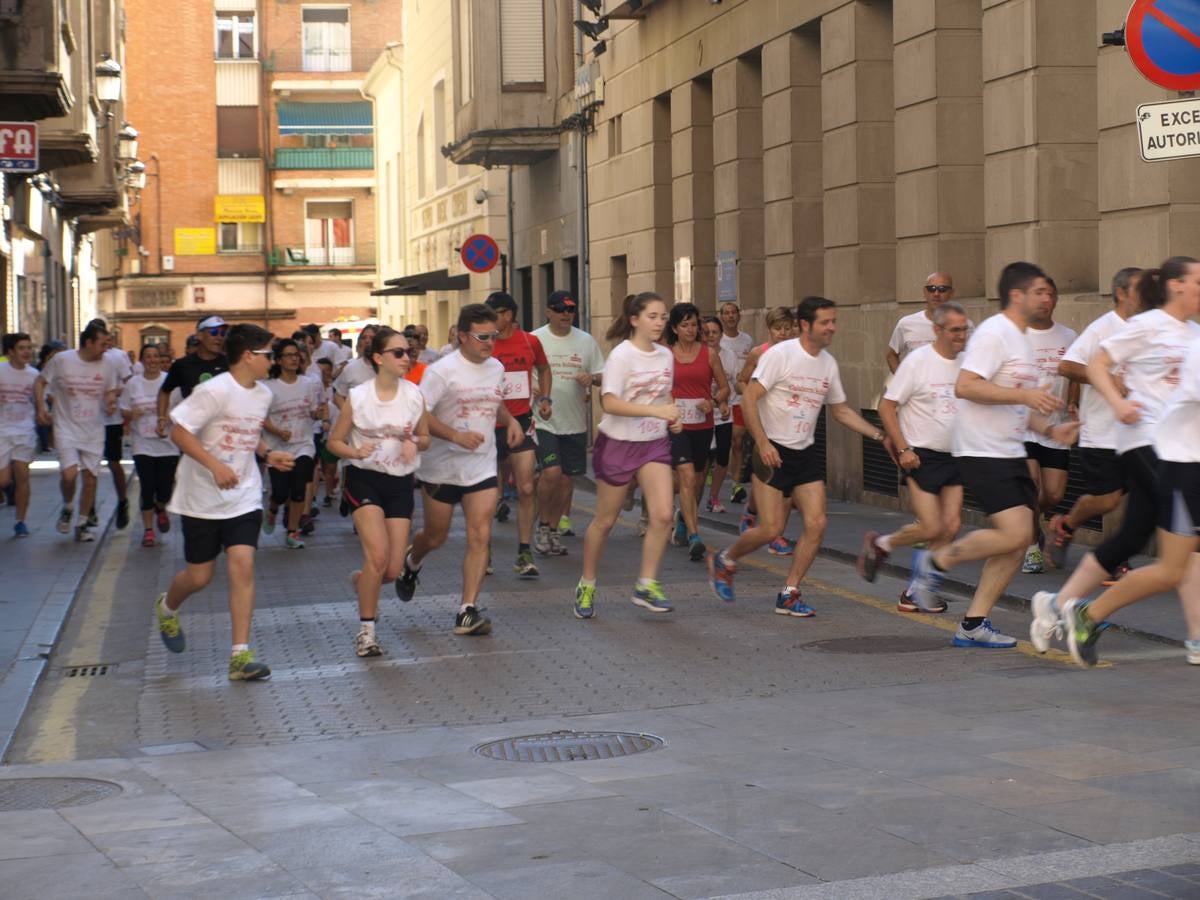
1185, 638, 1200, 666
355, 627, 382, 658
1029, 590, 1062, 654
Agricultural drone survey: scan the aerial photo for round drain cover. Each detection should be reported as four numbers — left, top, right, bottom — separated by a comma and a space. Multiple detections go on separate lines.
805, 635, 949, 654
0, 777, 123, 811
474, 731, 665, 762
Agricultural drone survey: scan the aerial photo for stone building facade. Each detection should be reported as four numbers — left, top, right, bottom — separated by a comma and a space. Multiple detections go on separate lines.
585, 0, 1200, 506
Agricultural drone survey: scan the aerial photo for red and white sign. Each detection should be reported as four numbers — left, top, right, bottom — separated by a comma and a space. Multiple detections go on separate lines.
0, 122, 38, 173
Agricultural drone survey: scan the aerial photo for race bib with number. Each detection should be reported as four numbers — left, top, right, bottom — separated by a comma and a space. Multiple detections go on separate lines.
501, 370, 530, 400
678, 398, 707, 425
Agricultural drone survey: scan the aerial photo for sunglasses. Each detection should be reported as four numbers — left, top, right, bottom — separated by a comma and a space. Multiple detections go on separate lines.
549, 305, 576, 313
939, 325, 970, 334
203, 325, 229, 337
378, 347, 416, 360
924, 285, 952, 295
249, 348, 273, 357
466, 331, 500, 343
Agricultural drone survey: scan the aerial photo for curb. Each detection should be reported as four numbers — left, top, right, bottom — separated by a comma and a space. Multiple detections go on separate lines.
0, 503, 120, 764
574, 474, 1177, 649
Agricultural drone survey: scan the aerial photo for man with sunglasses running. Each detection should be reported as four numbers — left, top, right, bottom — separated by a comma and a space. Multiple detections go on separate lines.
485, 292, 552, 578
886, 273, 962, 373
156, 316, 229, 437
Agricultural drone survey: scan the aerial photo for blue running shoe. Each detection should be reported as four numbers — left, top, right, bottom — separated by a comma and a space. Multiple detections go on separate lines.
775, 588, 815, 617
574, 581, 596, 619
632, 581, 673, 613
952, 619, 1016, 649
739, 513, 756, 535
908, 549, 943, 612
707, 550, 736, 603
13, 521, 29, 538
672, 510, 688, 547
767, 536, 795, 556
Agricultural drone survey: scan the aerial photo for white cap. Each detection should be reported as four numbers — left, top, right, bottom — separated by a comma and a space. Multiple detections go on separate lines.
197, 315, 227, 330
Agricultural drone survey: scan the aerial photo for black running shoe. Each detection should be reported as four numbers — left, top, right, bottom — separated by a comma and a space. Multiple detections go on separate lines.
454, 605, 492, 635
395, 564, 419, 602
116, 499, 130, 530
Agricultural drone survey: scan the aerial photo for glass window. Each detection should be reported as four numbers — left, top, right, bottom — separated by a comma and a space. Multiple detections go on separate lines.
219, 222, 263, 253
216, 13, 256, 60
305, 201, 354, 265
302, 7, 351, 72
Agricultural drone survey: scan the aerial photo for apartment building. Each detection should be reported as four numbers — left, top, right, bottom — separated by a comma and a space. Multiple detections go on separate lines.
365, 0, 584, 340
1, 0, 129, 346
100, 0, 401, 354
582, 0, 1200, 515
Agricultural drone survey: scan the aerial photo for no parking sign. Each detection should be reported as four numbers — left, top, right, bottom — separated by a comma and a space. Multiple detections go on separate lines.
460, 233, 500, 274
1126, 0, 1200, 91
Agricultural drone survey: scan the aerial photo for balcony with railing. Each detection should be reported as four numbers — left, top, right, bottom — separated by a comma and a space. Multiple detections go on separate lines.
270, 242, 375, 269
272, 147, 374, 170
267, 47, 384, 75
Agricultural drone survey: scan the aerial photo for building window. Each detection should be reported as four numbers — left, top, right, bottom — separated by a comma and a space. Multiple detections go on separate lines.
216, 106, 260, 158
305, 200, 354, 265
416, 116, 426, 199
303, 133, 351, 149
215, 12, 256, 59
500, 0, 544, 88
302, 7, 351, 72
608, 114, 622, 157
219, 222, 263, 253
140, 326, 171, 347
433, 81, 447, 190
457, 0, 472, 104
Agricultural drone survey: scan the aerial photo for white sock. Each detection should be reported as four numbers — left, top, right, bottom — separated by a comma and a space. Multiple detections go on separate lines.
406, 552, 422, 572
876, 534, 893, 553
232, 643, 249, 655
578, 578, 595, 588
159, 595, 178, 616
784, 585, 798, 595
459, 602, 473, 614
359, 620, 376, 636
636, 577, 654, 591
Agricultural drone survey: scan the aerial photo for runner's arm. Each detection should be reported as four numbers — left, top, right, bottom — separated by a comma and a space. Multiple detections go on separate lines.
735, 348, 761, 396
829, 402, 885, 441
885, 347, 901, 374
710, 346, 731, 406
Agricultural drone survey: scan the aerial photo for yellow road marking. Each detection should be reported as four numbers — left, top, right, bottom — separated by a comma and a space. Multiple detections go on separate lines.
577, 499, 1099, 668
24, 527, 132, 761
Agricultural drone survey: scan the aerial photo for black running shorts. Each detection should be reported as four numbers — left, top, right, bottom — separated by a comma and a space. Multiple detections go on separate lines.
752, 440, 824, 494
955, 456, 1037, 516
181, 510, 262, 564
905, 448, 962, 495
343, 466, 415, 519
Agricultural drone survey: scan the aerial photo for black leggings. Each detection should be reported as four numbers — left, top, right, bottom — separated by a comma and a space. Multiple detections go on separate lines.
269, 455, 316, 505
1094, 445, 1158, 574
133, 454, 179, 511
712, 422, 732, 469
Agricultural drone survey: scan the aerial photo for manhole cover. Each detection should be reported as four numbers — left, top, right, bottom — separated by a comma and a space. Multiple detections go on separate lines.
474, 731, 665, 762
0, 778, 123, 811
804, 635, 948, 654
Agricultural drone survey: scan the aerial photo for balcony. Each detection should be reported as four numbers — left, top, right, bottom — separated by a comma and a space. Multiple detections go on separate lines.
267, 48, 384, 75
273, 147, 373, 170
270, 242, 375, 269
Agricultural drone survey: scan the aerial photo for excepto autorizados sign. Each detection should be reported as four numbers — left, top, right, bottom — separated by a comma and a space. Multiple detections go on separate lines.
1136, 96, 1200, 161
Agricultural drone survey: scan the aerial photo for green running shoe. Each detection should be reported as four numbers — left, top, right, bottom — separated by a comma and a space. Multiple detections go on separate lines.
155, 593, 185, 653
574, 581, 595, 619
1062, 597, 1101, 668
514, 549, 539, 578
558, 516, 574, 536
632, 580, 673, 613
228, 649, 271, 681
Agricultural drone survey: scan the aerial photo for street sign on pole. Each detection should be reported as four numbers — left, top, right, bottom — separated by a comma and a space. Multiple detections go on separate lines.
0, 122, 38, 172
1125, 0, 1200, 92
1136, 96, 1200, 159
461, 233, 500, 273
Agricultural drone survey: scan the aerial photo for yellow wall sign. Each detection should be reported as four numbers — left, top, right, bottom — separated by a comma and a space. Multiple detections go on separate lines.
174, 227, 217, 256
215, 195, 265, 223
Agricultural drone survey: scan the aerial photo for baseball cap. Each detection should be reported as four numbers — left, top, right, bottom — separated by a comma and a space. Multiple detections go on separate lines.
484, 292, 518, 314
547, 290, 576, 312
197, 315, 227, 331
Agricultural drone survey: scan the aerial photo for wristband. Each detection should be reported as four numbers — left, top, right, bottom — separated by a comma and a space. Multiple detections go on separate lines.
899, 446, 912, 455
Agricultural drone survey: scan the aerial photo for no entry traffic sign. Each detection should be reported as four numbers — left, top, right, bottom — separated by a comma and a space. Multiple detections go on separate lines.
460, 233, 500, 274
1126, 0, 1200, 91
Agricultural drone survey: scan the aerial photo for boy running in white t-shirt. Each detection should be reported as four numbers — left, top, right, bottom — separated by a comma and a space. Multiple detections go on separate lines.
34, 321, 121, 542
153, 324, 295, 681
0, 332, 38, 537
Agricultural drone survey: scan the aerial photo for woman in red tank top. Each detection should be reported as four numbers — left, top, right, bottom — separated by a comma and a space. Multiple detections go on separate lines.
667, 303, 730, 561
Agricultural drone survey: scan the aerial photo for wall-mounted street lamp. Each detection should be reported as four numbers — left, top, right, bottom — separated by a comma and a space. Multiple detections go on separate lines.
117, 124, 138, 162
125, 160, 147, 191
95, 54, 123, 128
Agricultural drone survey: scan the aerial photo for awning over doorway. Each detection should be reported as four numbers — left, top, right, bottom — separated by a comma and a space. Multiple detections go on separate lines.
372, 268, 471, 295
277, 101, 373, 135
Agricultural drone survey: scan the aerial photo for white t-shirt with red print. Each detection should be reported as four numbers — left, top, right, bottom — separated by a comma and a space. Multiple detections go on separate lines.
417, 350, 505, 486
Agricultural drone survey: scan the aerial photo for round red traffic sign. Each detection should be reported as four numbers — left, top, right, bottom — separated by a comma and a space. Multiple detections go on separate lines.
1126, 0, 1200, 92
461, 233, 500, 273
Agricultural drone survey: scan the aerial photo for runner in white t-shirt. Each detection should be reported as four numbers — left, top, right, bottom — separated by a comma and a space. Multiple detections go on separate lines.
395, 304, 523, 637
120, 344, 180, 548
708, 297, 890, 617
0, 331, 38, 537
573, 292, 680, 619
262, 338, 326, 548
886, 272, 961, 373
1019, 282, 1078, 574
909, 263, 1078, 647
314, 357, 341, 508
531, 291, 605, 556
332, 326, 381, 407
153, 324, 294, 682
1042, 267, 1144, 570
326, 327, 430, 658
1029, 256, 1200, 666
90, 322, 134, 530
858, 302, 970, 612
34, 321, 121, 542
701, 316, 737, 514
719, 302, 755, 505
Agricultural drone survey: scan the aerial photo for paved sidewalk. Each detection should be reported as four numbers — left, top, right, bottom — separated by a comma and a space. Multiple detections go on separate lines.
0, 460, 123, 761
2, 488, 1199, 898
692, 495, 1184, 646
